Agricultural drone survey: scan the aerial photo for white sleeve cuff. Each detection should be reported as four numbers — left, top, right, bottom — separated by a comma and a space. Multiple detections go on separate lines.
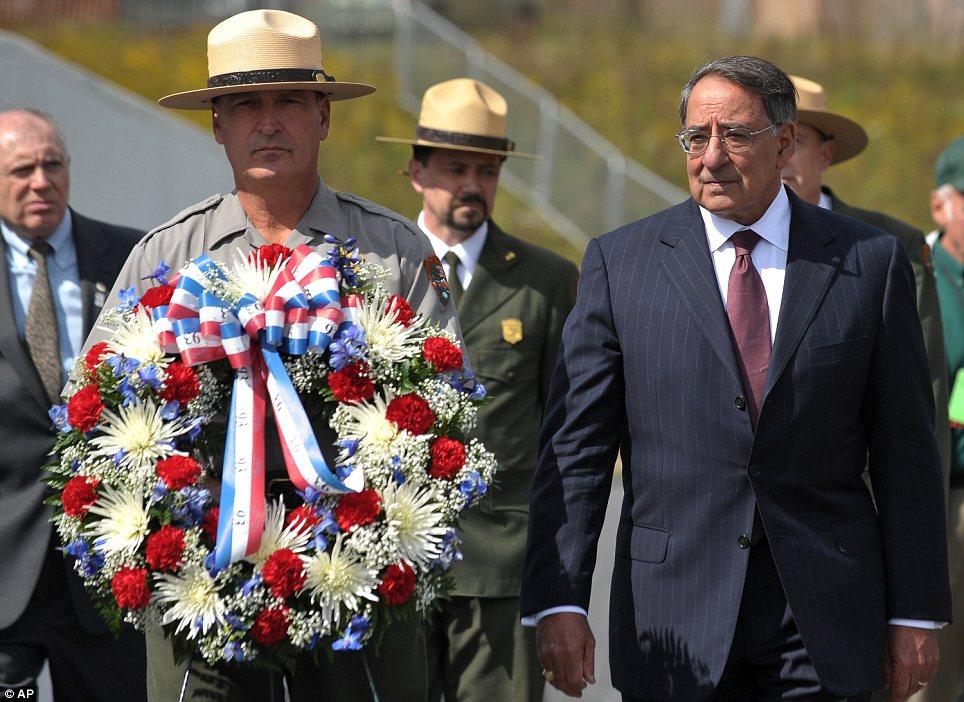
888, 618, 947, 630
521, 605, 589, 627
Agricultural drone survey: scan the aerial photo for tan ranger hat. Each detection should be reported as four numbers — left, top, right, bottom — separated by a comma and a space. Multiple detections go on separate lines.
791, 75, 868, 165
377, 78, 538, 159
158, 9, 375, 110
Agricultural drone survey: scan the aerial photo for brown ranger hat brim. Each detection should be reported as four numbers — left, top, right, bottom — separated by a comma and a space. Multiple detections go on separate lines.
158, 68, 375, 110
376, 128, 539, 160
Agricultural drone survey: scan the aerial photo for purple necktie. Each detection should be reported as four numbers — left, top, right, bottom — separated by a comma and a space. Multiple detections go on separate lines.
726, 229, 771, 426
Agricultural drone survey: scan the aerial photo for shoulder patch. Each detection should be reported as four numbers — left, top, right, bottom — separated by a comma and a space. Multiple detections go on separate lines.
335, 191, 421, 237
145, 194, 224, 238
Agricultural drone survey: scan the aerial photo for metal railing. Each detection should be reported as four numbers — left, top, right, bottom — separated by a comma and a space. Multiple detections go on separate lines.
391, 0, 687, 249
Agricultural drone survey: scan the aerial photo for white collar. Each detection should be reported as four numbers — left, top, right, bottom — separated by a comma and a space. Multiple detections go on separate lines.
699, 185, 791, 253
817, 190, 833, 211
417, 211, 489, 271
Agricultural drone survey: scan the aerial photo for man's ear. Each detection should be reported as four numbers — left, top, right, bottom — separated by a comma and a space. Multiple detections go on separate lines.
409, 158, 424, 194
318, 94, 332, 142
931, 189, 951, 228
776, 122, 796, 169
212, 106, 224, 145
819, 138, 837, 172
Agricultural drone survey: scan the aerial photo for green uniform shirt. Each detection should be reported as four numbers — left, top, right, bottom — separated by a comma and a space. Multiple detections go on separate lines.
933, 237, 964, 485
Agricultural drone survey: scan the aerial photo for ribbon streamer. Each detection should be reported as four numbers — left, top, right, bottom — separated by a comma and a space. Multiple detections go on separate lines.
154, 245, 364, 568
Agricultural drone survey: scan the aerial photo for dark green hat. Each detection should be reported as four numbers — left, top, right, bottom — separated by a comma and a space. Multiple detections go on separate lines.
935, 136, 964, 190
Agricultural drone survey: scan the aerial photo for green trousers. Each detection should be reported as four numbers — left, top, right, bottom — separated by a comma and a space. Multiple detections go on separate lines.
424, 596, 544, 702
146, 617, 428, 702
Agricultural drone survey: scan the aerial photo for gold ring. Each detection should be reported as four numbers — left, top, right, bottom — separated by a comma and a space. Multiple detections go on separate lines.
542, 669, 555, 683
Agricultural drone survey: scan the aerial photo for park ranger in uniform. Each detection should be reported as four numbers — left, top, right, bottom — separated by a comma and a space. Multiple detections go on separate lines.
379, 78, 579, 702
85, 9, 459, 702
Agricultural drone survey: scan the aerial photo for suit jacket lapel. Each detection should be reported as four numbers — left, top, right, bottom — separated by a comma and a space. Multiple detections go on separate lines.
0, 233, 50, 410
763, 192, 842, 398
456, 222, 523, 336
658, 200, 742, 386
71, 210, 110, 336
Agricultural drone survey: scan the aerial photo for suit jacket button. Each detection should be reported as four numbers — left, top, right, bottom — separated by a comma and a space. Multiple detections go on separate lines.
749, 465, 761, 477
735, 395, 747, 411
506, 371, 517, 381
738, 534, 751, 549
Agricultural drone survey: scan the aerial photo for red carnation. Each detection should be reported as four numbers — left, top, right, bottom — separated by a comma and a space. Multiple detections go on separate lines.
138, 285, 174, 311
261, 549, 306, 599
386, 394, 436, 435
386, 294, 415, 327
111, 567, 151, 609
249, 244, 292, 269
335, 488, 381, 532
145, 525, 186, 572
201, 508, 219, 542
422, 337, 463, 372
251, 606, 290, 646
327, 362, 375, 403
62, 475, 100, 517
429, 437, 466, 480
84, 342, 111, 372
159, 361, 200, 405
378, 562, 416, 606
156, 455, 202, 490
286, 505, 320, 533
67, 385, 104, 432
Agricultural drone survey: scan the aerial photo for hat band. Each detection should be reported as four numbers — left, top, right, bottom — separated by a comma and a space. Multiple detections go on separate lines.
415, 126, 513, 152
207, 68, 336, 89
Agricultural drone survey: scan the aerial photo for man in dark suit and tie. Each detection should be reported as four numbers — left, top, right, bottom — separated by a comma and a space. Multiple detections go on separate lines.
0, 109, 146, 699
521, 57, 951, 701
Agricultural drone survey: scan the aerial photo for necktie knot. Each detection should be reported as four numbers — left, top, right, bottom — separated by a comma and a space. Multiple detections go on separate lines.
730, 229, 760, 257
28, 241, 54, 262
443, 251, 461, 271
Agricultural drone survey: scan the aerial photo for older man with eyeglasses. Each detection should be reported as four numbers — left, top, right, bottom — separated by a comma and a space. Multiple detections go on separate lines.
522, 55, 950, 702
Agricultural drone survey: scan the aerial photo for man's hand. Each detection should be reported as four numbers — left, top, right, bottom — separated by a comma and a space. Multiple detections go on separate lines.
884, 625, 939, 701
537, 612, 596, 698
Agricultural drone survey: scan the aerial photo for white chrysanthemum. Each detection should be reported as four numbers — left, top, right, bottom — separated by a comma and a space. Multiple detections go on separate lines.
155, 563, 228, 639
357, 297, 424, 364
107, 308, 165, 364
83, 484, 150, 555
382, 481, 447, 568
224, 252, 285, 303
303, 534, 377, 627
90, 402, 187, 475
245, 498, 312, 569
338, 394, 399, 451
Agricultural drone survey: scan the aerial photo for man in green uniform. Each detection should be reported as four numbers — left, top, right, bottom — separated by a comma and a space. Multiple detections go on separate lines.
781, 75, 952, 489
84, 9, 460, 702
920, 136, 964, 701
379, 78, 579, 701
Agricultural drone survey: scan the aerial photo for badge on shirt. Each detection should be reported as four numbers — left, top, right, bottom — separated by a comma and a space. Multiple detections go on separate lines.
423, 254, 450, 307
94, 282, 108, 309
502, 318, 523, 345
921, 243, 935, 276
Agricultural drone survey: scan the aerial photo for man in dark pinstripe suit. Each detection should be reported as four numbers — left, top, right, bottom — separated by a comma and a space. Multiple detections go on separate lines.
521, 56, 952, 701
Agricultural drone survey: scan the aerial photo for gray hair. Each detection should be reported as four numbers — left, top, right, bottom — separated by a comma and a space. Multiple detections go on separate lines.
0, 107, 69, 156
678, 56, 796, 127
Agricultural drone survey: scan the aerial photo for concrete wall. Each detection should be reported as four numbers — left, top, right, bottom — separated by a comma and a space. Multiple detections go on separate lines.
0, 30, 234, 232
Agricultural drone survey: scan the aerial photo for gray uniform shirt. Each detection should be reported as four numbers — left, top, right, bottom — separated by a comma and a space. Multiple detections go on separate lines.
84, 179, 461, 350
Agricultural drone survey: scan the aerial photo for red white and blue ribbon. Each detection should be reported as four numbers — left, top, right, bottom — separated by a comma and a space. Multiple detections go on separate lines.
154, 245, 364, 568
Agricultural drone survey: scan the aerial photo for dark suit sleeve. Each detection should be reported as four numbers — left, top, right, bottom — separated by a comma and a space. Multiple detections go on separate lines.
863, 237, 952, 622
538, 262, 579, 409
521, 238, 624, 615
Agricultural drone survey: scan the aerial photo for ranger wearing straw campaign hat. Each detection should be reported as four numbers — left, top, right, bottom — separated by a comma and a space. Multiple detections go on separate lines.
83, 9, 462, 702
781, 75, 951, 511
380, 78, 578, 702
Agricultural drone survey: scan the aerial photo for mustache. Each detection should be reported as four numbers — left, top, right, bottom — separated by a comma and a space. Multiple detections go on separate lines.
452, 194, 487, 209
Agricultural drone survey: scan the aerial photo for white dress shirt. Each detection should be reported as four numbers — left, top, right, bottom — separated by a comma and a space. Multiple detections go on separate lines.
417, 211, 488, 291
523, 187, 941, 630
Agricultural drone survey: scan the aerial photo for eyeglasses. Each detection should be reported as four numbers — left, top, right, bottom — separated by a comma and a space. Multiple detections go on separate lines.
675, 125, 777, 155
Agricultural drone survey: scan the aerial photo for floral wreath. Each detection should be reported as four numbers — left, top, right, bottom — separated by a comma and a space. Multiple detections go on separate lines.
45, 238, 496, 667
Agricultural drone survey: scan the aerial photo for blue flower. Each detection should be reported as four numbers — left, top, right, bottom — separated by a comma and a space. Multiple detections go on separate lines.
469, 381, 487, 401
116, 377, 138, 406
81, 551, 105, 577
332, 616, 370, 651
459, 470, 488, 507
430, 529, 463, 571
112, 449, 127, 466
225, 613, 249, 631
328, 324, 367, 371
337, 438, 360, 458
241, 575, 262, 597
335, 464, 354, 481
223, 641, 245, 662
141, 261, 171, 287
160, 401, 180, 420
297, 485, 322, 506
63, 539, 88, 559
204, 551, 222, 577
138, 365, 163, 390
172, 487, 211, 527
152, 481, 168, 501
107, 355, 139, 378
117, 286, 139, 312
49, 404, 71, 432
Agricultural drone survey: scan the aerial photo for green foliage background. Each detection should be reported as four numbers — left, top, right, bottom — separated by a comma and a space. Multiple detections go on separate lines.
16, 18, 964, 263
